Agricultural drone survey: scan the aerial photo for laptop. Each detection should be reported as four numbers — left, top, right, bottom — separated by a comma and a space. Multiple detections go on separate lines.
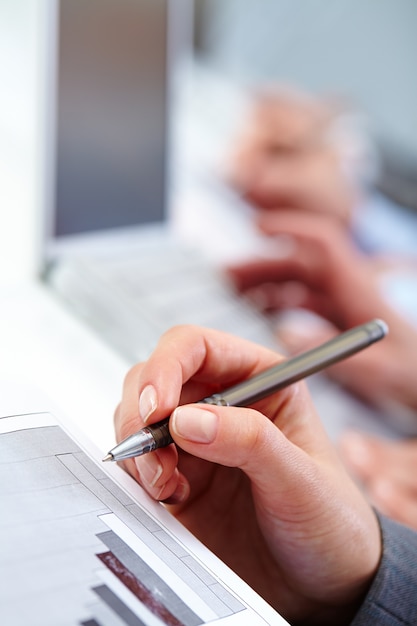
39, 0, 282, 365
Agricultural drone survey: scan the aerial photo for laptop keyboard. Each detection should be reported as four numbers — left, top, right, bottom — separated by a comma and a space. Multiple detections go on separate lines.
47, 244, 281, 364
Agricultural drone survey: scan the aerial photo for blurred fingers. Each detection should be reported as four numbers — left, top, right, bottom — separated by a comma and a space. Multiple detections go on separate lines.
368, 478, 417, 530
340, 433, 417, 529
276, 315, 337, 355
339, 431, 417, 529
340, 432, 417, 487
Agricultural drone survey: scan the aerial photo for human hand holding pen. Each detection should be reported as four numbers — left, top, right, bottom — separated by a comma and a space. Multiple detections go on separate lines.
114, 324, 381, 624
107, 319, 386, 462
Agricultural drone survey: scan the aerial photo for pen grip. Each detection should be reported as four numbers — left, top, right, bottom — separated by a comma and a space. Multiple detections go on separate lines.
148, 418, 173, 448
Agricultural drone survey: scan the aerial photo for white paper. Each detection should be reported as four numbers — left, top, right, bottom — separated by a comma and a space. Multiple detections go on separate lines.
0, 411, 288, 626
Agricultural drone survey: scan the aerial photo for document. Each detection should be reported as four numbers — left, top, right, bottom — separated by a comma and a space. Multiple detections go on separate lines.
0, 411, 287, 626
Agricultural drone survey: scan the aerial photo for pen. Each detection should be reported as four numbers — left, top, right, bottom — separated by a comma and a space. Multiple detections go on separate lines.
103, 318, 388, 462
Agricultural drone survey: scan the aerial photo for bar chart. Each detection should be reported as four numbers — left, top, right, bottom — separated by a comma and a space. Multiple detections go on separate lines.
0, 415, 284, 625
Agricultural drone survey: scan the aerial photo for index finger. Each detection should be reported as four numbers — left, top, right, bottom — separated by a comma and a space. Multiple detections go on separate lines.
117, 324, 284, 436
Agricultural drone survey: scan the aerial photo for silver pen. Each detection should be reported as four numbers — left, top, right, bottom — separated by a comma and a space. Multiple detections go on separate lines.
103, 318, 388, 462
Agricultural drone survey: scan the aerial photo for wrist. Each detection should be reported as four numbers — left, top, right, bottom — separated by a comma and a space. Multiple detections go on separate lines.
291, 575, 378, 626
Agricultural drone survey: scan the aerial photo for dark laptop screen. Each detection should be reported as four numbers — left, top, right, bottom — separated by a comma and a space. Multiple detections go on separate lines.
54, 0, 168, 237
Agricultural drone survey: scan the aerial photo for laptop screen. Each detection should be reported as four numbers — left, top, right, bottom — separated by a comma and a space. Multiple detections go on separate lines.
51, 0, 169, 239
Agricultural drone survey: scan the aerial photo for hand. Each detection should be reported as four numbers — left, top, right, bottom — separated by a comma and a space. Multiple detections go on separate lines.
340, 432, 417, 530
225, 88, 361, 224
227, 210, 417, 415
114, 325, 380, 625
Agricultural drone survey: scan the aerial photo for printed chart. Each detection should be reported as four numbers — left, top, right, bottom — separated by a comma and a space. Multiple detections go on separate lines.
0, 413, 286, 626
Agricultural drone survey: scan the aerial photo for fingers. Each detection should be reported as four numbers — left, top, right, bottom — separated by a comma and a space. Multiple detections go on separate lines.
367, 480, 417, 529
117, 360, 335, 504
116, 325, 282, 434
243, 281, 314, 313
277, 316, 337, 355
228, 209, 364, 288
227, 210, 385, 338
168, 400, 318, 508
168, 368, 338, 488
256, 209, 354, 253
121, 397, 297, 507
114, 325, 288, 501
340, 432, 417, 529
227, 260, 308, 294
166, 396, 380, 585
340, 432, 417, 487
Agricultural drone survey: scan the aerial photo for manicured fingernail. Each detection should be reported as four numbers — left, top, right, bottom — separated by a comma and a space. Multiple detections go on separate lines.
139, 384, 157, 423
172, 405, 218, 444
165, 476, 190, 505
135, 452, 163, 488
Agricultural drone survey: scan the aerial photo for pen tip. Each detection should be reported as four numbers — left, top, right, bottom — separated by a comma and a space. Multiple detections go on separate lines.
102, 453, 113, 463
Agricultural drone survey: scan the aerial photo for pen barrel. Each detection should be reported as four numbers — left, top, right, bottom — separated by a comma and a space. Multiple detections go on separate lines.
216, 319, 388, 407
105, 318, 387, 461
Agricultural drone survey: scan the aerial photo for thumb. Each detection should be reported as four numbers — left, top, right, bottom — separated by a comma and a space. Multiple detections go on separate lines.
171, 403, 381, 606
170, 403, 317, 504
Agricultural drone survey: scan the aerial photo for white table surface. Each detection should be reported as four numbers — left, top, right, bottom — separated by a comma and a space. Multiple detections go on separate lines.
0, 280, 130, 453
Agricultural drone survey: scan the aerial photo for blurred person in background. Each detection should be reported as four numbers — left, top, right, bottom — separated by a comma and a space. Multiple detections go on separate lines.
223, 86, 417, 530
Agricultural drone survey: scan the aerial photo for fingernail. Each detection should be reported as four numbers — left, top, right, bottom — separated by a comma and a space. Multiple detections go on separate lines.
135, 452, 163, 488
172, 405, 218, 444
139, 384, 157, 423
163, 475, 190, 505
